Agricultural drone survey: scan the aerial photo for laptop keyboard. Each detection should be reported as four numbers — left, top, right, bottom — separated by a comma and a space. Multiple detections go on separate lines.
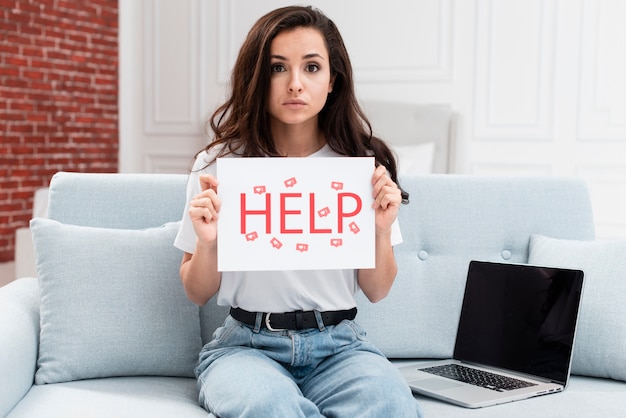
419, 364, 538, 392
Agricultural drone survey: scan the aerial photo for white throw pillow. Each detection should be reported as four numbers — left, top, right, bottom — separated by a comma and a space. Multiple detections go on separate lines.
392, 142, 435, 175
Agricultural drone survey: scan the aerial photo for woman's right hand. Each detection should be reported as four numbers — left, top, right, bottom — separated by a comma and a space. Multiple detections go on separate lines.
189, 174, 221, 244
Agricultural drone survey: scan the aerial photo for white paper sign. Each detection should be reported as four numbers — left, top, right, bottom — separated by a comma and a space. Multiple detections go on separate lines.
217, 157, 375, 271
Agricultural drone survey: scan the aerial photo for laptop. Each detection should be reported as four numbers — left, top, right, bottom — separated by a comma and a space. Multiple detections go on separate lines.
399, 260, 584, 408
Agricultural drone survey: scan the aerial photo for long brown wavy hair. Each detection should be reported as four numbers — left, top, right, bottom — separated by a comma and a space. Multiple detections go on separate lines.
198, 5, 408, 203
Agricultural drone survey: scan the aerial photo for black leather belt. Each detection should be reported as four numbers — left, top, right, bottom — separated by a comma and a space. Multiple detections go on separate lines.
230, 307, 357, 331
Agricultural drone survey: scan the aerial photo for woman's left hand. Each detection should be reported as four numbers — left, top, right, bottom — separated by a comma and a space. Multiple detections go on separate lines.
371, 165, 402, 231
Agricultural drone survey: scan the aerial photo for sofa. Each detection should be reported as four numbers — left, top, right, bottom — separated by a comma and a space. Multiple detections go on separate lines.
1, 171, 625, 417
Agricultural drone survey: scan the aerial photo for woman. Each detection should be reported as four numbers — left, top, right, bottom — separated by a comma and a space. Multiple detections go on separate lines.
175, 6, 421, 417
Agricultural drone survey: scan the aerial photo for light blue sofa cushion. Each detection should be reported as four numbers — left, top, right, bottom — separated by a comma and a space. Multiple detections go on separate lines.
30, 219, 201, 384
46, 172, 188, 230
528, 234, 626, 382
6, 377, 206, 418
356, 175, 595, 359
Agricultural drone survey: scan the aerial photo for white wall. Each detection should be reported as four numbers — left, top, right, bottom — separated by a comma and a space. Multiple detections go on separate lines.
119, 0, 626, 238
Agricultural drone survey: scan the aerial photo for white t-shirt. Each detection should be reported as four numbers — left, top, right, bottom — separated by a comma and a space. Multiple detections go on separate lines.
174, 144, 402, 312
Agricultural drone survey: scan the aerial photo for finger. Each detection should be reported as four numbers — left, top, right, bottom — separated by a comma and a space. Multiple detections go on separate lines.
189, 205, 217, 224
191, 195, 220, 221
371, 164, 387, 185
374, 185, 402, 210
372, 174, 397, 202
191, 196, 216, 211
372, 170, 390, 198
199, 174, 219, 193
192, 189, 222, 213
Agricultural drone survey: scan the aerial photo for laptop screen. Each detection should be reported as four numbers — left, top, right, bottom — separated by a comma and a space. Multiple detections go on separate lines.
454, 261, 584, 384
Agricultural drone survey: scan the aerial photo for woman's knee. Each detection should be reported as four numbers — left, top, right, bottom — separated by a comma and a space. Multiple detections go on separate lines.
197, 350, 320, 418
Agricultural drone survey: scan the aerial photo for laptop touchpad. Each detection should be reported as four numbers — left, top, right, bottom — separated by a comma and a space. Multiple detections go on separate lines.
415, 378, 464, 391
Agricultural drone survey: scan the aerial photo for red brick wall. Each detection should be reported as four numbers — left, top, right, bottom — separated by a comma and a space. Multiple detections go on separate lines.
0, 0, 118, 262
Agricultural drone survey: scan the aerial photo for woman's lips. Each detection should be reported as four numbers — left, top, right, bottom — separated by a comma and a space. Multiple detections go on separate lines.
283, 99, 307, 107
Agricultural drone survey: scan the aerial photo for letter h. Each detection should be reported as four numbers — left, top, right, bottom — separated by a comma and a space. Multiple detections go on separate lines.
240, 193, 272, 234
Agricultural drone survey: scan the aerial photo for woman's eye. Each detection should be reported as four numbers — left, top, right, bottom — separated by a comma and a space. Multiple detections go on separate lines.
271, 64, 286, 73
306, 63, 320, 72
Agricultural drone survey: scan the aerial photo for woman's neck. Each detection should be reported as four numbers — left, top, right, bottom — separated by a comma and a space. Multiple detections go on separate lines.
271, 119, 326, 157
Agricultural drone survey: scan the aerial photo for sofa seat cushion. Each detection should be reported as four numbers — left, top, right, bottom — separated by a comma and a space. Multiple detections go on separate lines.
30, 219, 202, 384
6, 377, 206, 418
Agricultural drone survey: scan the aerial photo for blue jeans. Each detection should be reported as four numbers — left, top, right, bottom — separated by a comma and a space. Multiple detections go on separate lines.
195, 315, 423, 418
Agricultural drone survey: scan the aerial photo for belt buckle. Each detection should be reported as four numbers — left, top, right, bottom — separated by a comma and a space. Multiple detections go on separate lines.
264, 313, 284, 332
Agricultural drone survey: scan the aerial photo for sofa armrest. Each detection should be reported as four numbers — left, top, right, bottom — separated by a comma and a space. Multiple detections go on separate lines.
0, 277, 40, 417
